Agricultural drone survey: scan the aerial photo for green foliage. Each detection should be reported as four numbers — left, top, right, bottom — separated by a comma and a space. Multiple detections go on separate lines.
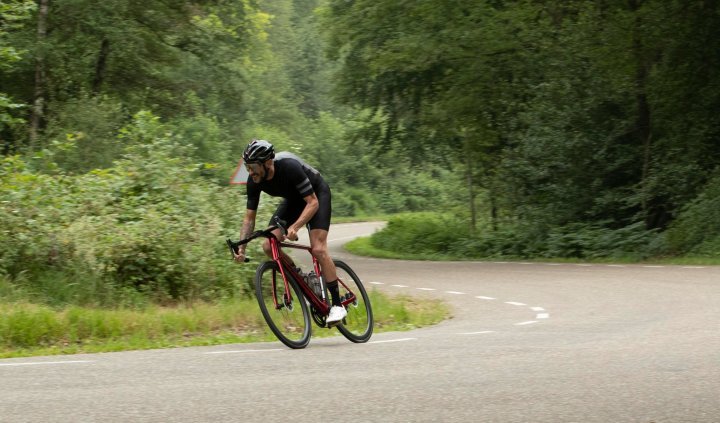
322, 0, 720, 257
541, 222, 661, 260
365, 213, 662, 260
665, 174, 720, 256
370, 213, 467, 256
0, 0, 718, 310
0, 154, 72, 275
0, 112, 256, 305
60, 112, 253, 303
2, 0, 270, 154
0, 0, 34, 132
43, 96, 126, 172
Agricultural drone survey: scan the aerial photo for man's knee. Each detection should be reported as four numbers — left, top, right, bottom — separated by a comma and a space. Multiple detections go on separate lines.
311, 244, 329, 260
262, 239, 272, 256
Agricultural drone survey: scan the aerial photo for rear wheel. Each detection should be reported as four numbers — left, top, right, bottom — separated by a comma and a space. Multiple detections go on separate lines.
255, 261, 311, 349
332, 260, 373, 343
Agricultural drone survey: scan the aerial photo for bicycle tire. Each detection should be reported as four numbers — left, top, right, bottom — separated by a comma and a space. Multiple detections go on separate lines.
255, 261, 311, 349
333, 260, 373, 343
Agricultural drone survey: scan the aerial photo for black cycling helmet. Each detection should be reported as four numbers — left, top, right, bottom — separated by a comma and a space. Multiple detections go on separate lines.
243, 139, 275, 164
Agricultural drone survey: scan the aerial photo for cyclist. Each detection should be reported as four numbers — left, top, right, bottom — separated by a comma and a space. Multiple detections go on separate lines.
232, 139, 347, 325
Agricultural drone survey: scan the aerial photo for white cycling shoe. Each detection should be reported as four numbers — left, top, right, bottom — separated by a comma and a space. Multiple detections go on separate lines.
326, 306, 347, 327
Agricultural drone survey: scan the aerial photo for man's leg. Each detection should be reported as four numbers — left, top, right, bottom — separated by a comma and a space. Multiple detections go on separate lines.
310, 228, 347, 325
309, 228, 336, 282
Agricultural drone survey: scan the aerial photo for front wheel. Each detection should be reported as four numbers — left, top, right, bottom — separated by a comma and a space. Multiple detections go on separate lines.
332, 260, 373, 343
255, 261, 311, 349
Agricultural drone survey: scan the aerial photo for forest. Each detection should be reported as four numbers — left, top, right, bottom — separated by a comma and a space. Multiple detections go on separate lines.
1, 0, 719, 306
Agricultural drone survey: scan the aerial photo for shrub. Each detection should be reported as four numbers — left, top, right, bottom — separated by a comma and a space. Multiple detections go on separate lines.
0, 155, 74, 276
543, 221, 660, 259
367, 213, 661, 260
665, 173, 720, 256
370, 213, 467, 255
0, 111, 257, 305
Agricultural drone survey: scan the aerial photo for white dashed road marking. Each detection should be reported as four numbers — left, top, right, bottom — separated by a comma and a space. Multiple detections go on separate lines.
357, 260, 707, 343
0, 360, 93, 367
368, 280, 551, 334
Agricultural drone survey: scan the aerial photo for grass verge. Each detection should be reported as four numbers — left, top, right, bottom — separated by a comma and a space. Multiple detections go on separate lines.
0, 291, 450, 358
345, 236, 720, 265
344, 236, 446, 261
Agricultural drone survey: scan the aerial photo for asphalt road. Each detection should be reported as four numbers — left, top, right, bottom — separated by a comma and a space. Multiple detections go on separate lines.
1, 222, 719, 422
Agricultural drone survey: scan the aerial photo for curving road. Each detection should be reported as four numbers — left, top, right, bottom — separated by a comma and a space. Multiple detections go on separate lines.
1, 222, 719, 422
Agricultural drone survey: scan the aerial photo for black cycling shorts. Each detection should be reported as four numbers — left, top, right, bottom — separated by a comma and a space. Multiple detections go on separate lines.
269, 183, 332, 231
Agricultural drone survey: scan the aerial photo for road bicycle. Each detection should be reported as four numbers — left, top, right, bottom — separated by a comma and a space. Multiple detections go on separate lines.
226, 219, 373, 349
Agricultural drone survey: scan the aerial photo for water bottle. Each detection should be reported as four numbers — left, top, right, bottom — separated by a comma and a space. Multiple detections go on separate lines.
308, 270, 322, 297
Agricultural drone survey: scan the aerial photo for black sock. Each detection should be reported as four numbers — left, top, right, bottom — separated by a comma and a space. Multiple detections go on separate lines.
327, 280, 341, 306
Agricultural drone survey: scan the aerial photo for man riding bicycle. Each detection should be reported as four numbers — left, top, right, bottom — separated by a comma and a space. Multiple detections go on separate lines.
232, 139, 347, 325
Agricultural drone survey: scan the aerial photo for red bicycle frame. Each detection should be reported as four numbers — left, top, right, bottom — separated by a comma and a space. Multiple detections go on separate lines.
267, 236, 356, 315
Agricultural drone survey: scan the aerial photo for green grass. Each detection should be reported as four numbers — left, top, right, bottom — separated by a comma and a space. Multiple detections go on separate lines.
344, 236, 450, 261
345, 235, 720, 265
0, 291, 450, 358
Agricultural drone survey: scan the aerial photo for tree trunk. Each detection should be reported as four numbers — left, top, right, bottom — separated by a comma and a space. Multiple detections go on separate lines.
92, 38, 110, 95
466, 152, 477, 231
30, 0, 50, 145
490, 194, 498, 232
628, 0, 656, 228
636, 58, 652, 222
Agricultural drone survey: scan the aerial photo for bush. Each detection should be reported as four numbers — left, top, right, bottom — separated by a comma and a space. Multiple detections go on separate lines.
367, 213, 662, 260
370, 213, 468, 255
543, 221, 660, 259
333, 186, 379, 217
665, 173, 720, 256
43, 96, 127, 172
0, 155, 74, 276
0, 111, 257, 306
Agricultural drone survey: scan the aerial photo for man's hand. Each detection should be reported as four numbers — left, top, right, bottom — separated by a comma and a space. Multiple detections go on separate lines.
233, 249, 247, 263
286, 226, 299, 241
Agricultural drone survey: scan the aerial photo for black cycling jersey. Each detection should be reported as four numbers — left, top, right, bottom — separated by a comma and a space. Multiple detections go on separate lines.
246, 152, 332, 231
246, 152, 325, 210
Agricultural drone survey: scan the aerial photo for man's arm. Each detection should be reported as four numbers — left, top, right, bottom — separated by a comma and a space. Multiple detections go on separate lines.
237, 209, 257, 258
287, 193, 319, 241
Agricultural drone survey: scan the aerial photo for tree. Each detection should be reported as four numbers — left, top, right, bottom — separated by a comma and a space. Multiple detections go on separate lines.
2, 0, 269, 159
321, 0, 720, 252
0, 0, 35, 152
